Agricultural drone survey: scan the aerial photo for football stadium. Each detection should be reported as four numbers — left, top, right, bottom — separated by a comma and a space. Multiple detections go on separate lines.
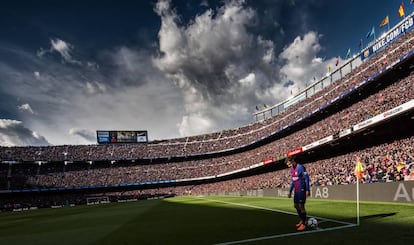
1, 5, 414, 245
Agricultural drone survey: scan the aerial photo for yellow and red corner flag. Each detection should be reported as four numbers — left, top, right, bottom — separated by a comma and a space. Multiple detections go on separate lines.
354, 156, 364, 180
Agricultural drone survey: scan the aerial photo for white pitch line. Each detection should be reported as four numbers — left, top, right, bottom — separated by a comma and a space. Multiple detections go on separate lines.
194, 197, 357, 245
214, 224, 357, 245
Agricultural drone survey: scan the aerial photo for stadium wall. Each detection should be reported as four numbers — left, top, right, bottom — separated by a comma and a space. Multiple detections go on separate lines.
209, 181, 414, 204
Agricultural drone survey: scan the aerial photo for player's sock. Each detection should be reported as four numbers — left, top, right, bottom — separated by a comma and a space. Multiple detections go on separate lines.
296, 208, 301, 217
299, 211, 307, 223
295, 208, 302, 226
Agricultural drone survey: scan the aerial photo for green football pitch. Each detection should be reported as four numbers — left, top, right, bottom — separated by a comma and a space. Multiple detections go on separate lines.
0, 196, 413, 245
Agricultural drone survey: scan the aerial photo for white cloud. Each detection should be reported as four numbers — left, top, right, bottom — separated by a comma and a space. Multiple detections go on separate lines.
238, 73, 256, 87
37, 38, 82, 65
50, 38, 82, 65
0, 119, 49, 146
18, 103, 34, 114
178, 113, 213, 136
279, 31, 327, 89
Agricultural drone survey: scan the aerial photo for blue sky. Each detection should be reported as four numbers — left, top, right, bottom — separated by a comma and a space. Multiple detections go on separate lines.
0, 0, 412, 146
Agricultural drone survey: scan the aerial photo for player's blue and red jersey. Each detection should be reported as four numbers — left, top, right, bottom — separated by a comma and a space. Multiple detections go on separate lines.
289, 164, 310, 193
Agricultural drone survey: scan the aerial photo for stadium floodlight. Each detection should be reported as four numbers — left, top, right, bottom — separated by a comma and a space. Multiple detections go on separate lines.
88, 160, 93, 165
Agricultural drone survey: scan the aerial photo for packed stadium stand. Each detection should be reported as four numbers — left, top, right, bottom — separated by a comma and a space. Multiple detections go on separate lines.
1, 14, 413, 211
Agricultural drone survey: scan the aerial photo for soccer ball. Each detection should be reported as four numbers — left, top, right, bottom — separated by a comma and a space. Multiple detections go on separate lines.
307, 217, 318, 228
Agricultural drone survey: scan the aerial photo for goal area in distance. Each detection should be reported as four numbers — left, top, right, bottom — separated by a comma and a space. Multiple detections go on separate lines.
86, 196, 110, 205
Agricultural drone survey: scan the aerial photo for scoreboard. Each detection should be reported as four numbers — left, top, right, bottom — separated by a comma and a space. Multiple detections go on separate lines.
97, 130, 148, 144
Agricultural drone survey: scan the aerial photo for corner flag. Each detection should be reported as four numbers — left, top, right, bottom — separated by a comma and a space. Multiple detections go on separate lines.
354, 156, 364, 180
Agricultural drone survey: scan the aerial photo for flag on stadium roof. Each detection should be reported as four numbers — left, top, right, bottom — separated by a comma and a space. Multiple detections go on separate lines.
345, 48, 351, 59
379, 15, 389, 28
398, 3, 405, 18
366, 26, 375, 39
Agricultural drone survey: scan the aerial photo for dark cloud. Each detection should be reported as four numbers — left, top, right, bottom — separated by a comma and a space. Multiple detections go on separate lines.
0, 119, 50, 146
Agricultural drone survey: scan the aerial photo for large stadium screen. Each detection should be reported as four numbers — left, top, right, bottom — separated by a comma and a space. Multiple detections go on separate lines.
97, 130, 148, 144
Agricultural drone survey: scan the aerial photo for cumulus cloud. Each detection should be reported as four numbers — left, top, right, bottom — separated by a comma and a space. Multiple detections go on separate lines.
0, 119, 50, 146
279, 31, 324, 89
153, 0, 281, 135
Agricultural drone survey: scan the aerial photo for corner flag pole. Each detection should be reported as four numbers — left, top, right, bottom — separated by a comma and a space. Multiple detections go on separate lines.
356, 176, 360, 225
355, 156, 363, 225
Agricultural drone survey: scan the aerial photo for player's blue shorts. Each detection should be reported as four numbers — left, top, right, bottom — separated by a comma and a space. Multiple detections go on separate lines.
294, 191, 307, 204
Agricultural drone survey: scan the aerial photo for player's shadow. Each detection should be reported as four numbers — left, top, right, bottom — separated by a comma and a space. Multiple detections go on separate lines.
360, 212, 397, 220
341, 212, 397, 224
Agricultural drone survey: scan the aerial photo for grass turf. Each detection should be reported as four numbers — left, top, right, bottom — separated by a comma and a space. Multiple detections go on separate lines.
0, 196, 413, 245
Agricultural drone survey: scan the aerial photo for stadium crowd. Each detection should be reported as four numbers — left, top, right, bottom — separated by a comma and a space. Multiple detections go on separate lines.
186, 136, 414, 195
109, 134, 413, 199
1, 135, 412, 211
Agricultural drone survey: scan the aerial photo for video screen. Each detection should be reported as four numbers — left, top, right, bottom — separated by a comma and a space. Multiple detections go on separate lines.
97, 130, 148, 144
